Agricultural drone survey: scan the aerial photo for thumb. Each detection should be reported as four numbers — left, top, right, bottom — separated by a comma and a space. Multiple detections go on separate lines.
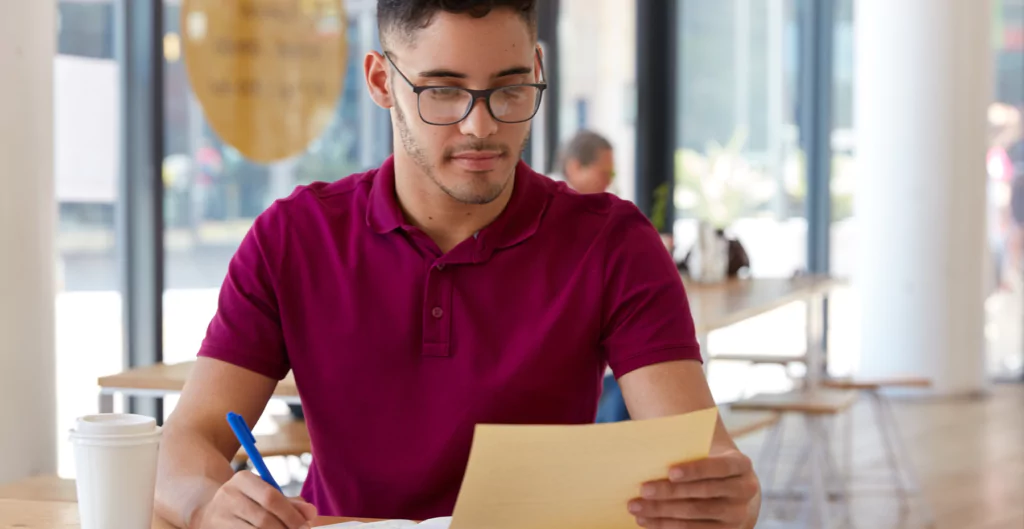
289, 497, 319, 521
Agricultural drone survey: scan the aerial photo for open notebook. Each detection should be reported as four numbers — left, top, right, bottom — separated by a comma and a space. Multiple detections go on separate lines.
319, 518, 452, 529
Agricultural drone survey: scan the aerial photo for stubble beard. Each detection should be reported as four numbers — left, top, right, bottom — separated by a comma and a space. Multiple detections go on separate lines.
393, 99, 530, 205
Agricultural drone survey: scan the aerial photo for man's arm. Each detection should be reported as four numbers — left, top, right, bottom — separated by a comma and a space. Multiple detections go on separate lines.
155, 357, 315, 528
619, 360, 761, 529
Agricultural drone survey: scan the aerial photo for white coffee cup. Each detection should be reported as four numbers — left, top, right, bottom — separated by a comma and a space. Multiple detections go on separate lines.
69, 413, 162, 529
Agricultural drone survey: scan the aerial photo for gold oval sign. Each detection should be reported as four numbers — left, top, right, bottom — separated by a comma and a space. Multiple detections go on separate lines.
182, 0, 347, 163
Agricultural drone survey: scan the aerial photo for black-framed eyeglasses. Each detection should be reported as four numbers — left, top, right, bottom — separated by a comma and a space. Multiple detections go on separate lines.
384, 50, 548, 126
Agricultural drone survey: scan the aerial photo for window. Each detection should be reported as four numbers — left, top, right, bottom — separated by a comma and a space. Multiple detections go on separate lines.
160, 0, 392, 373
54, 0, 123, 477
986, 0, 1024, 379
674, 0, 806, 277
557, 0, 637, 201
57, 1, 115, 59
672, 0, 808, 402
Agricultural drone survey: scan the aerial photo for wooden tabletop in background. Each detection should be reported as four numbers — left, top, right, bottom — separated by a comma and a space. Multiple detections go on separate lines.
683, 275, 841, 335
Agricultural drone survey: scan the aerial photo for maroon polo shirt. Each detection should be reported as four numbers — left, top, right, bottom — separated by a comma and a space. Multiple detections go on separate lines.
198, 156, 702, 520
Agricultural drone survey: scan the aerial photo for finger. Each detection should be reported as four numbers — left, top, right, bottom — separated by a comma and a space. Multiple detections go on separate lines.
641, 476, 759, 500
669, 453, 752, 482
235, 473, 310, 529
635, 517, 723, 529
288, 498, 319, 521
628, 498, 747, 524
234, 491, 288, 529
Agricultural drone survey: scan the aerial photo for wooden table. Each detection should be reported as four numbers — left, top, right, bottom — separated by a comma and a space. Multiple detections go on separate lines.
0, 498, 374, 528
684, 275, 839, 335
684, 275, 842, 387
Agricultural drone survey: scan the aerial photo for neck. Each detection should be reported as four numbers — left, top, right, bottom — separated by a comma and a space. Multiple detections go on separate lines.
393, 156, 515, 254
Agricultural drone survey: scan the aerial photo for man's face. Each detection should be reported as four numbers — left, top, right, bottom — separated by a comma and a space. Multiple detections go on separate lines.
381, 11, 539, 205
567, 148, 615, 194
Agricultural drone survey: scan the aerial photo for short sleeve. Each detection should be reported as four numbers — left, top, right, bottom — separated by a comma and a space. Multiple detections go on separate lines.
599, 204, 702, 378
197, 205, 290, 381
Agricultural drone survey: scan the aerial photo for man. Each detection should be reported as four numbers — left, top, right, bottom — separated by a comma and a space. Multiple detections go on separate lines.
559, 129, 616, 194
155, 2, 761, 528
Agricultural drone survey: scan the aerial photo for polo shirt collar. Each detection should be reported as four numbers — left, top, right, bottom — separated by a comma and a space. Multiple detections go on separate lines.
366, 156, 404, 234
365, 156, 551, 259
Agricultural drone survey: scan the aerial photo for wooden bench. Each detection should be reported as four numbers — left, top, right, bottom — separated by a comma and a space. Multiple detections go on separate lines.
720, 410, 781, 438
233, 414, 311, 467
710, 353, 807, 365
730, 389, 859, 528
821, 375, 932, 391
821, 375, 934, 525
730, 388, 859, 415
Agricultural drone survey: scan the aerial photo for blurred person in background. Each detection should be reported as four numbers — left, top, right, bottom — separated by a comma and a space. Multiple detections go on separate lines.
558, 129, 615, 194
557, 131, 631, 424
988, 103, 1024, 289
1009, 107, 1024, 284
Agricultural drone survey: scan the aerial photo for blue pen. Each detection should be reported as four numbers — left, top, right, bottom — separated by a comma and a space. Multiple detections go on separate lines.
226, 412, 282, 492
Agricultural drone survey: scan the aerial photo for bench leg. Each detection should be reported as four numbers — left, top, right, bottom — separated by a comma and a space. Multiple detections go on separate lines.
756, 419, 786, 504
802, 415, 833, 529
875, 391, 935, 528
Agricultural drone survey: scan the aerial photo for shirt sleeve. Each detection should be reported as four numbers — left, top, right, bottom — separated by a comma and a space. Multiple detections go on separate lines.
197, 203, 291, 381
599, 203, 702, 378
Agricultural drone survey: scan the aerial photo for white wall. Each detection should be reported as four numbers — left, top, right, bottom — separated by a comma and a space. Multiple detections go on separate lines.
855, 0, 991, 395
0, 0, 58, 483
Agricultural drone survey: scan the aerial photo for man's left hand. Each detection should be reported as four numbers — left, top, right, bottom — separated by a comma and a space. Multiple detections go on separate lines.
628, 449, 759, 529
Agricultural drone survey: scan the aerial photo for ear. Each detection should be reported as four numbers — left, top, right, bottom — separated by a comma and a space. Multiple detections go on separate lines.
565, 157, 581, 177
364, 51, 393, 109
534, 44, 545, 83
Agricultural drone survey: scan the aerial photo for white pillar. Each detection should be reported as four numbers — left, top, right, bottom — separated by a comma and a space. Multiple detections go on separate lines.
0, 1, 57, 482
854, 0, 991, 395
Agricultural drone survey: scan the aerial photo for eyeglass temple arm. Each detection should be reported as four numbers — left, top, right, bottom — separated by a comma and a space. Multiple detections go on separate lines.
535, 47, 548, 85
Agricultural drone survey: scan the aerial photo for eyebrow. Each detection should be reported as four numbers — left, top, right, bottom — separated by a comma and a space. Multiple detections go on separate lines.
417, 65, 534, 79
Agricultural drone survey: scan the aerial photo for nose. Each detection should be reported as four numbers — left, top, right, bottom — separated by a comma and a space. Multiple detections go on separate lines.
458, 96, 499, 139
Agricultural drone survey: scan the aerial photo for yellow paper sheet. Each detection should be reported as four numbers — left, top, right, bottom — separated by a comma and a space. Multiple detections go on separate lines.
449, 407, 720, 529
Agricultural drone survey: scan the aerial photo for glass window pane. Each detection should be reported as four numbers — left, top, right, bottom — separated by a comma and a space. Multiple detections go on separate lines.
985, 0, 1024, 379
54, 0, 123, 478
674, 0, 805, 276
160, 1, 391, 382
674, 0, 806, 402
557, 0, 637, 200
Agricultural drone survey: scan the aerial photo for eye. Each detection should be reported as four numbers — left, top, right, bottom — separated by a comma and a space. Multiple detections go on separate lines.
424, 87, 465, 101
498, 86, 529, 101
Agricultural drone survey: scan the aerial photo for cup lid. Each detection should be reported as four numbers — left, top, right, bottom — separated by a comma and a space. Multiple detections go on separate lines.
73, 413, 157, 436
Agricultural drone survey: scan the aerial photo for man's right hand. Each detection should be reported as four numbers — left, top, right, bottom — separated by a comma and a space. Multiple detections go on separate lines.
189, 471, 318, 529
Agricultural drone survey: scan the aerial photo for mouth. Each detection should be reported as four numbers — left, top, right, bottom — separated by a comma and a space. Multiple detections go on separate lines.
449, 151, 504, 172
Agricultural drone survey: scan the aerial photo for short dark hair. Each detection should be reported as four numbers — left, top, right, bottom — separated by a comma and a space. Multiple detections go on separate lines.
559, 130, 613, 174
378, 0, 538, 48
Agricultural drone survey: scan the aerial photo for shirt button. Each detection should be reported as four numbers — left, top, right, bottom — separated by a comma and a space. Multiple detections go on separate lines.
431, 307, 444, 319
436, 263, 445, 271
